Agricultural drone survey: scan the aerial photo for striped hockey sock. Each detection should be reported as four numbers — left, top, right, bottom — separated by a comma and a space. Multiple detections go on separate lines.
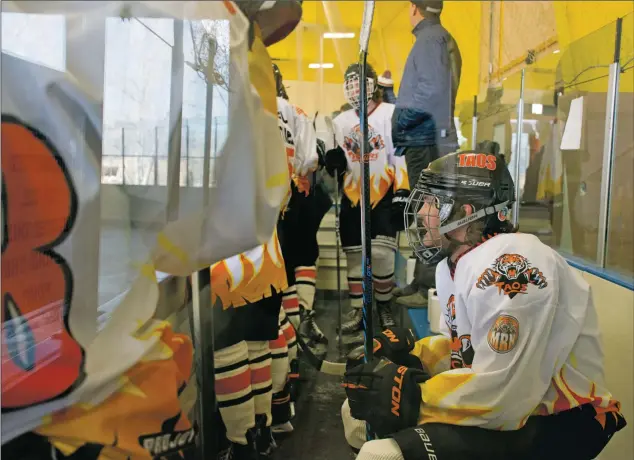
295, 265, 317, 311
246, 341, 273, 426
214, 341, 255, 445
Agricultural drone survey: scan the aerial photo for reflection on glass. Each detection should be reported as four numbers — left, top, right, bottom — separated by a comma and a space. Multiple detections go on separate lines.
101, 18, 229, 187
1, 12, 66, 71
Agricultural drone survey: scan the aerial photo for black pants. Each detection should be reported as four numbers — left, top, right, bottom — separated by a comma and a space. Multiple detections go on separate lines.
402, 145, 438, 189
278, 181, 332, 283
391, 404, 626, 460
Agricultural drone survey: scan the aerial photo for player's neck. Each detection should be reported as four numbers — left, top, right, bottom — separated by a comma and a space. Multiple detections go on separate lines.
450, 244, 472, 263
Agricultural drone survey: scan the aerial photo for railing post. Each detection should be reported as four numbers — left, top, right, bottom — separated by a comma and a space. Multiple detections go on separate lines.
471, 95, 478, 150
596, 18, 623, 267
512, 68, 525, 226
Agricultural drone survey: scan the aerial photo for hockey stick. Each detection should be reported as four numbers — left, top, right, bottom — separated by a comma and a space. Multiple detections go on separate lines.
292, 321, 347, 376
358, 0, 375, 365
323, 115, 343, 356
359, 0, 376, 442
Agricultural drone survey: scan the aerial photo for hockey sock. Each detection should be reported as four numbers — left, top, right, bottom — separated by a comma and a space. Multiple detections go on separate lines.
214, 341, 255, 445
295, 265, 317, 311
373, 273, 394, 303
269, 327, 289, 394
282, 285, 300, 328
356, 439, 404, 460
246, 341, 273, 426
372, 245, 395, 303
346, 251, 363, 309
280, 310, 298, 363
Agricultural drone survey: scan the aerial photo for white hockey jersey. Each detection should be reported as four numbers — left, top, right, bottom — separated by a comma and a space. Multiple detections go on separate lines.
410, 233, 621, 430
333, 103, 409, 207
277, 96, 318, 204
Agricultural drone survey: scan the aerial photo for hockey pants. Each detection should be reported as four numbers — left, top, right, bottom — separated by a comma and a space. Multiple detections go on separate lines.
343, 399, 626, 460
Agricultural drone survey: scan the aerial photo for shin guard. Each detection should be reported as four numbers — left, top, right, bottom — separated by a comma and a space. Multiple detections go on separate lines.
215, 341, 255, 445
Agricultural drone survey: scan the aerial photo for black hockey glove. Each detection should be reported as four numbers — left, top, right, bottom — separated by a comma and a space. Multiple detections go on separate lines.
391, 189, 410, 232
343, 357, 426, 438
346, 327, 425, 372
316, 138, 327, 169
324, 146, 346, 178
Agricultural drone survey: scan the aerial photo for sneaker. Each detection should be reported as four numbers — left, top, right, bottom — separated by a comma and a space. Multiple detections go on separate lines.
392, 284, 418, 297
299, 309, 328, 345
377, 302, 397, 329
338, 308, 363, 334
394, 291, 428, 308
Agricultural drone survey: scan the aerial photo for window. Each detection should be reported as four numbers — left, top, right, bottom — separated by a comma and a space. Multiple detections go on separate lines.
2, 12, 66, 71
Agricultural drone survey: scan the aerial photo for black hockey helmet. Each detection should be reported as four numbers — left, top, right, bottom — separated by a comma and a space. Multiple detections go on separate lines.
272, 62, 289, 100
343, 62, 378, 110
404, 150, 515, 264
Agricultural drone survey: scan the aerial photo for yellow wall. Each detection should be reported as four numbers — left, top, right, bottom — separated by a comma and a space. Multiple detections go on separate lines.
268, 1, 633, 104
578, 271, 634, 460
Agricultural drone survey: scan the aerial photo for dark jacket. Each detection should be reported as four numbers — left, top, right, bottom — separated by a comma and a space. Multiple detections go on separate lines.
392, 16, 462, 151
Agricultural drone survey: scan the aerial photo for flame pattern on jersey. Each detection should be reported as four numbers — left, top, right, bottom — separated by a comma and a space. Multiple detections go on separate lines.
210, 230, 287, 310
35, 324, 196, 459
334, 103, 409, 208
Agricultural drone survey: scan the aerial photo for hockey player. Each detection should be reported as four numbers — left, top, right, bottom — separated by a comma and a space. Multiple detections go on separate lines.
274, 63, 329, 347
324, 62, 410, 334
209, 4, 303, 460
341, 150, 626, 459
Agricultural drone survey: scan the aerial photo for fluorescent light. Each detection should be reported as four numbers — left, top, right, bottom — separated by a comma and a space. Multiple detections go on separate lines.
532, 103, 544, 115
323, 32, 355, 39
553, 49, 560, 54
308, 63, 334, 69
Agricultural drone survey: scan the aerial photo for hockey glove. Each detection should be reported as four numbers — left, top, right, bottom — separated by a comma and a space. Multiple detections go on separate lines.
391, 189, 410, 232
316, 138, 327, 169
325, 146, 346, 178
346, 327, 425, 372
343, 358, 426, 438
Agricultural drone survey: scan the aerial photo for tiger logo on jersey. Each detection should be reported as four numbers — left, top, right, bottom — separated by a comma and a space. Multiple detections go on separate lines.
476, 254, 547, 299
445, 295, 474, 369
343, 124, 384, 163
487, 314, 520, 354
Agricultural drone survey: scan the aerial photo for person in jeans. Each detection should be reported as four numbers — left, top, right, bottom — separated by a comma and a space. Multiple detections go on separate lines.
392, 0, 462, 307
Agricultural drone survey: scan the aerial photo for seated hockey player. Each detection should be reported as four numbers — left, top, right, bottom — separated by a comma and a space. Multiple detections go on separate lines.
341, 150, 626, 460
324, 62, 410, 336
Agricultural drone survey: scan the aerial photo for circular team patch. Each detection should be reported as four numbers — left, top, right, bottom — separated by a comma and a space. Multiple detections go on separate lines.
487, 315, 519, 354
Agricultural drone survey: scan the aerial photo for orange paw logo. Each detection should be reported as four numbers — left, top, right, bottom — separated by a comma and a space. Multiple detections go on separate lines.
1, 115, 85, 409
476, 254, 547, 299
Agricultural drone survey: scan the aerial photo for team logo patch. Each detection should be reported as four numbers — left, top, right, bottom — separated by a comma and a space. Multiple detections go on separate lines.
476, 254, 547, 299
487, 315, 519, 354
343, 124, 384, 163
